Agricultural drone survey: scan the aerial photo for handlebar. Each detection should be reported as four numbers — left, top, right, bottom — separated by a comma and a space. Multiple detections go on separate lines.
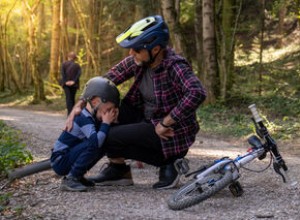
248, 104, 297, 187
248, 104, 263, 123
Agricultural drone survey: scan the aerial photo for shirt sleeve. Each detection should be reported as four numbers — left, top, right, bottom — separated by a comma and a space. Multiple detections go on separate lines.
105, 56, 136, 85
169, 62, 207, 122
76, 115, 110, 148
96, 123, 110, 147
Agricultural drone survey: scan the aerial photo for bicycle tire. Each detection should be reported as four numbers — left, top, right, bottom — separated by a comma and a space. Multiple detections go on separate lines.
167, 170, 233, 210
8, 159, 51, 180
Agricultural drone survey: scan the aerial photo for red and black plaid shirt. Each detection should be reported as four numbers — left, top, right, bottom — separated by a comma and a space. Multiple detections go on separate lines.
106, 48, 206, 159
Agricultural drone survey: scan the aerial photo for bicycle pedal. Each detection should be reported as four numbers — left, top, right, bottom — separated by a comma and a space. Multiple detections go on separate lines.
229, 181, 244, 197
174, 158, 190, 175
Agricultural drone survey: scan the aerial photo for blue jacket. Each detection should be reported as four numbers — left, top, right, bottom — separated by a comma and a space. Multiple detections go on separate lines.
53, 108, 109, 153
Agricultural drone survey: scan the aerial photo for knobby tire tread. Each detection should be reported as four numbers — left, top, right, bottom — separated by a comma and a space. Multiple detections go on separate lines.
167, 170, 233, 210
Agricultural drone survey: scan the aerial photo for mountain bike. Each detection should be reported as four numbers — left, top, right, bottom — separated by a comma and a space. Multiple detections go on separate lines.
167, 104, 297, 211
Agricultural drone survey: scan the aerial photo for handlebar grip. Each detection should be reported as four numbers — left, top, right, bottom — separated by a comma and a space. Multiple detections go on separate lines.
248, 104, 263, 123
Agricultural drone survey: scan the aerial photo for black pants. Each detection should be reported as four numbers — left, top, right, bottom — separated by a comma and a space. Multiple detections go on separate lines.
103, 101, 187, 167
63, 86, 77, 115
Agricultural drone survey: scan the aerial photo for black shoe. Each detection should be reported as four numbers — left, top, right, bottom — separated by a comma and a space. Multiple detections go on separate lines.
87, 163, 134, 186
60, 176, 88, 192
79, 177, 95, 187
152, 163, 180, 189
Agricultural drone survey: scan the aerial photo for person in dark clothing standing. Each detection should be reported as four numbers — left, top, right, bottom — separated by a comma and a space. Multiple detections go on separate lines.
61, 52, 81, 115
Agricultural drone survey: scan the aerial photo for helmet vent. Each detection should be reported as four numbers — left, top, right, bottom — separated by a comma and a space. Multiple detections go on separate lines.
128, 35, 137, 40
141, 22, 156, 31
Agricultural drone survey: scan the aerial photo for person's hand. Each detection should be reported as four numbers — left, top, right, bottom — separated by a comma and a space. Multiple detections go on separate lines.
64, 105, 82, 131
155, 123, 175, 140
66, 80, 75, 86
101, 108, 118, 124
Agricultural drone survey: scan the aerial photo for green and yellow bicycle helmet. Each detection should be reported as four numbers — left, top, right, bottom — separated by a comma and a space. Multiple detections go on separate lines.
116, 15, 169, 51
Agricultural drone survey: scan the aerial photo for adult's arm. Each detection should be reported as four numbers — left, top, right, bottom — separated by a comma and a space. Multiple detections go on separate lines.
64, 99, 86, 131
167, 62, 206, 123
104, 56, 136, 85
155, 67, 206, 140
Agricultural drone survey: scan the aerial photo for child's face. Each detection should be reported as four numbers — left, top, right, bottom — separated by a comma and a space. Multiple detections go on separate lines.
90, 97, 117, 122
95, 101, 116, 121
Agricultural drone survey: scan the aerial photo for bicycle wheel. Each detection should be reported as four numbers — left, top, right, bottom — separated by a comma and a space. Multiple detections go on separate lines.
167, 170, 233, 210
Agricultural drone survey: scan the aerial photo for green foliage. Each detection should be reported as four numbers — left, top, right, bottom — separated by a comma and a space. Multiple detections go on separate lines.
198, 103, 252, 137
77, 48, 88, 67
0, 120, 32, 179
199, 87, 300, 140
231, 45, 300, 141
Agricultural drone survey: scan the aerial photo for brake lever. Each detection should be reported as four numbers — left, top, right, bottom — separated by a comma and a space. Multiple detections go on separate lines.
273, 162, 286, 183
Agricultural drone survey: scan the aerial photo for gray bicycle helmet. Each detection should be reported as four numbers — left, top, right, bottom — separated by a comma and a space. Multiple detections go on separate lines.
82, 77, 120, 107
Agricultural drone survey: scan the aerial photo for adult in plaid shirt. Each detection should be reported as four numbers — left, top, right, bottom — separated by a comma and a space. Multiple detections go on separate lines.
67, 15, 206, 189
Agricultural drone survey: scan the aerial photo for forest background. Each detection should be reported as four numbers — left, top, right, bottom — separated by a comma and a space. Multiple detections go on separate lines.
1, 0, 300, 217
0, 0, 300, 139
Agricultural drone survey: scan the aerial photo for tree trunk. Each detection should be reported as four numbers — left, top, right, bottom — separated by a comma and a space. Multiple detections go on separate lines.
7, 52, 22, 93
160, 0, 185, 55
88, 0, 102, 77
194, 0, 203, 79
136, 0, 161, 18
0, 27, 7, 92
49, 0, 61, 83
276, 0, 287, 48
258, 0, 265, 96
0, 0, 18, 92
202, 0, 218, 103
216, 0, 238, 100
71, 0, 99, 75
18, 43, 30, 89
23, 0, 46, 103
61, 0, 70, 59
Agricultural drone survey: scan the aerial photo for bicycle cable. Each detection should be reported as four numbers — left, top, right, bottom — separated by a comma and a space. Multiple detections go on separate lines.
240, 153, 273, 173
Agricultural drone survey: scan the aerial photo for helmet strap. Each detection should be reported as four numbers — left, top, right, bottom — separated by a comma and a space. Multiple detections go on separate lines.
147, 47, 162, 65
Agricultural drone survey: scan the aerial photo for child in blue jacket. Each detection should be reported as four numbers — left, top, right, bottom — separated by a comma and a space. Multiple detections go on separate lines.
51, 77, 120, 191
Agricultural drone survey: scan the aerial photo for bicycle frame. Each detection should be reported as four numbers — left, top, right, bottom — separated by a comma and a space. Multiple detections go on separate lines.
195, 146, 266, 184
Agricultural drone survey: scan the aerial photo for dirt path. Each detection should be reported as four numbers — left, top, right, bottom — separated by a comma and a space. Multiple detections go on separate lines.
0, 106, 299, 220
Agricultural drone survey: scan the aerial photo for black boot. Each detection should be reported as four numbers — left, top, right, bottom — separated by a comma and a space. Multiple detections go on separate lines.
152, 163, 179, 189
87, 163, 134, 186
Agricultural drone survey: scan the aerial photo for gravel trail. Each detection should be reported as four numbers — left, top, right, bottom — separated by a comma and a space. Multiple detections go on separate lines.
0, 106, 299, 220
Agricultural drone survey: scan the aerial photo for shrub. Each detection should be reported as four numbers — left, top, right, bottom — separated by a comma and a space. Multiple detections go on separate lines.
0, 120, 32, 179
